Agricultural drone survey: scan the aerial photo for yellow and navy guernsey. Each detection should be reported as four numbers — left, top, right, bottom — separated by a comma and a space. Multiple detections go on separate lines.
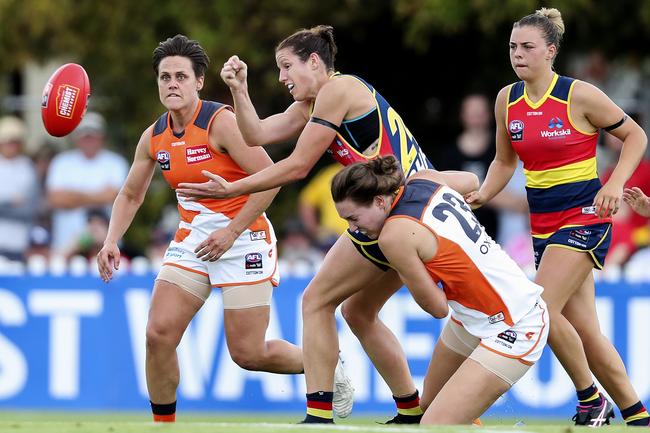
313, 73, 433, 271
316, 73, 432, 177
506, 74, 611, 265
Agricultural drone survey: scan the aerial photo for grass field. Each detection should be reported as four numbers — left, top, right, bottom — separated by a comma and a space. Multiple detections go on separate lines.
0, 412, 632, 433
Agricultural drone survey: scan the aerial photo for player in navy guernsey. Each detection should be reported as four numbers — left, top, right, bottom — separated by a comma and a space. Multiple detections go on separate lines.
465, 8, 649, 427
177, 25, 437, 424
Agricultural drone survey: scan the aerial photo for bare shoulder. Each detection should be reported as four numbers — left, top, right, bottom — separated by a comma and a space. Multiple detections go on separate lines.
286, 100, 311, 121
495, 85, 511, 108
379, 217, 420, 246
133, 125, 155, 160
318, 75, 354, 99
570, 79, 606, 104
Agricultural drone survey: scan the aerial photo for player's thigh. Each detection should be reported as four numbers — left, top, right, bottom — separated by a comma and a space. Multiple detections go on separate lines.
221, 281, 274, 351
424, 355, 512, 424
421, 320, 476, 409
303, 234, 389, 310
342, 269, 402, 319
536, 246, 594, 312
148, 273, 206, 342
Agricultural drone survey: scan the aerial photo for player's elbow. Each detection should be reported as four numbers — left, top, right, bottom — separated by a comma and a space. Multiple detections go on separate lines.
243, 135, 264, 147
287, 158, 312, 182
431, 303, 449, 319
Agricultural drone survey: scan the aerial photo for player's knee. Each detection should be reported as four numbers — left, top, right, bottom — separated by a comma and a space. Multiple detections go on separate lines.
229, 345, 264, 371
301, 286, 335, 316
146, 321, 182, 352
341, 301, 375, 333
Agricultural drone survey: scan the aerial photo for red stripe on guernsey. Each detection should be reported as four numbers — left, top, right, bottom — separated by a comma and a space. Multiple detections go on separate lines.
530, 207, 612, 236
508, 95, 598, 172
307, 400, 333, 410
424, 235, 514, 326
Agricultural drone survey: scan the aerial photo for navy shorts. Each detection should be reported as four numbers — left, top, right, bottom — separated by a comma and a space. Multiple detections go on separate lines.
346, 229, 391, 271
532, 223, 612, 270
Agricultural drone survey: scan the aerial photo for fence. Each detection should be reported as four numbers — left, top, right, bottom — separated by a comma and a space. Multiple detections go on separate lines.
0, 272, 649, 419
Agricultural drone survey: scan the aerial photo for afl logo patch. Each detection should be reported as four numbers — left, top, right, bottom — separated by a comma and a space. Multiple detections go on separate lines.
156, 150, 170, 170
245, 252, 263, 269
509, 120, 524, 141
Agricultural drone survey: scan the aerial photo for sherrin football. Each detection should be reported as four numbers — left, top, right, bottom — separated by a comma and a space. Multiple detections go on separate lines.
41, 63, 91, 137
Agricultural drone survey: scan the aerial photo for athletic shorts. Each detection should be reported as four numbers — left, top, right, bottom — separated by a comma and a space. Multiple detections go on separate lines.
162, 211, 279, 289
444, 299, 548, 366
532, 223, 612, 269
346, 229, 391, 271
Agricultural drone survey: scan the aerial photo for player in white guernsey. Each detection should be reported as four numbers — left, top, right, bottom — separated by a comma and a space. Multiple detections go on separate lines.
332, 156, 549, 425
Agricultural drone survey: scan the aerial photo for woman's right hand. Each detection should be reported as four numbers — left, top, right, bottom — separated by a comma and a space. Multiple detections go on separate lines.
221, 55, 248, 92
464, 190, 487, 210
97, 242, 121, 283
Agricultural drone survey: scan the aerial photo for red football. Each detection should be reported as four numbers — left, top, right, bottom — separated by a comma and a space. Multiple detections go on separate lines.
41, 63, 91, 137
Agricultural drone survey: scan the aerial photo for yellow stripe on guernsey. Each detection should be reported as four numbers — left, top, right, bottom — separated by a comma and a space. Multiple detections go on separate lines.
524, 157, 597, 189
306, 408, 333, 419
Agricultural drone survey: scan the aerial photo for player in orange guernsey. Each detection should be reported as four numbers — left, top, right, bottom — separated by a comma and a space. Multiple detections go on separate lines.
330, 156, 548, 425
177, 25, 436, 424
465, 8, 649, 427
96, 35, 307, 423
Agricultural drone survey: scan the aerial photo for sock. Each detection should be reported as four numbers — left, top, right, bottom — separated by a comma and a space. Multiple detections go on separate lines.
622, 401, 650, 426
576, 383, 602, 407
394, 390, 424, 418
303, 391, 334, 423
150, 400, 176, 422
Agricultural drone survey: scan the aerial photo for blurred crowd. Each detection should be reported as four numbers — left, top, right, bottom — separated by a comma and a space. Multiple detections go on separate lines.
1, 50, 649, 280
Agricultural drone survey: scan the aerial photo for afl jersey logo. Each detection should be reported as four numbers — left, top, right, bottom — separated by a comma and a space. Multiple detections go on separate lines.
156, 150, 170, 170
509, 120, 524, 141
245, 252, 263, 269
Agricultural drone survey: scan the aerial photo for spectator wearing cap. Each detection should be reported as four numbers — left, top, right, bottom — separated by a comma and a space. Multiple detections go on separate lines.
46, 112, 128, 254
0, 116, 39, 260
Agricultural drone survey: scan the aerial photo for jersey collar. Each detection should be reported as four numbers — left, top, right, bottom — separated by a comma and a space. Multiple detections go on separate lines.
523, 73, 558, 109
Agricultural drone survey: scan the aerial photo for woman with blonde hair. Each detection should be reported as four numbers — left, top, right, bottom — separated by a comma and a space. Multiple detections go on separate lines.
466, 8, 649, 427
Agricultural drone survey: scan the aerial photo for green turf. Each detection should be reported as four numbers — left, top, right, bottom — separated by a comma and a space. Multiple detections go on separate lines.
0, 412, 630, 433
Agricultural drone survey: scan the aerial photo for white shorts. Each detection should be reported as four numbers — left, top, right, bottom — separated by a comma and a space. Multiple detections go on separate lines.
478, 299, 548, 364
441, 300, 548, 385
445, 299, 548, 364
162, 211, 280, 289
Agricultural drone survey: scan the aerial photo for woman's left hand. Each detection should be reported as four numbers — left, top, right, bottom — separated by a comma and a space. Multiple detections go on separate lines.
177, 170, 235, 199
593, 180, 623, 218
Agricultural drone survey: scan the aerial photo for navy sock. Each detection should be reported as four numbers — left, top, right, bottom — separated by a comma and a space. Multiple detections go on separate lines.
622, 401, 650, 426
576, 383, 602, 407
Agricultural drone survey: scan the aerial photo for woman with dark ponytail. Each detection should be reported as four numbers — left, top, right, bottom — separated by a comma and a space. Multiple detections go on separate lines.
465, 8, 649, 427
177, 25, 444, 424
331, 156, 549, 425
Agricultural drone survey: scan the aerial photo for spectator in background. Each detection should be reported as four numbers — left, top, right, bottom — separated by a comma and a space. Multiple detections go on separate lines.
0, 116, 39, 260
439, 94, 530, 250
46, 112, 128, 255
63, 208, 110, 260
439, 94, 499, 238
278, 218, 325, 277
298, 163, 347, 250
30, 143, 58, 243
